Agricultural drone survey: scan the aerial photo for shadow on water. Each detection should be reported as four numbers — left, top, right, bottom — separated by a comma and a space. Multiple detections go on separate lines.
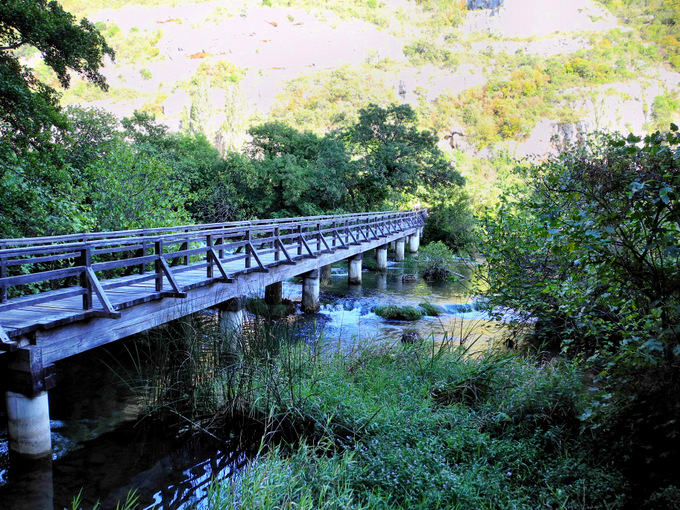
0, 256, 506, 508
0, 329, 262, 509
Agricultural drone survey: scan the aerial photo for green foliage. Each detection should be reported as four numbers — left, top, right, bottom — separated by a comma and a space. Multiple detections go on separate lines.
230, 104, 468, 218
100, 23, 163, 65
343, 104, 465, 210
373, 305, 425, 320
599, 0, 680, 69
206, 338, 624, 508
419, 302, 444, 316
421, 186, 476, 251
415, 241, 456, 281
271, 64, 397, 133
480, 129, 680, 359
0, 0, 113, 153
403, 39, 458, 68
651, 93, 680, 131
86, 141, 189, 230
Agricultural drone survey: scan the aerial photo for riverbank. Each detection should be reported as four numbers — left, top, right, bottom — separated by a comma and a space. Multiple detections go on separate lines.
202, 336, 625, 509
0, 258, 647, 508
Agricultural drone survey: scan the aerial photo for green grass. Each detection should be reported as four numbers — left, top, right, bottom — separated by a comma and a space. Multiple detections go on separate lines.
419, 302, 444, 316
203, 338, 626, 509
373, 305, 425, 321
106, 313, 639, 508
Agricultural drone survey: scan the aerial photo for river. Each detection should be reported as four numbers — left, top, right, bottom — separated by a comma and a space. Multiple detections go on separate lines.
0, 257, 504, 509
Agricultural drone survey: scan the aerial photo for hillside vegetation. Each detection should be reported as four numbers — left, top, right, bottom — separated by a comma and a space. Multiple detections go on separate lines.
3, 2, 680, 507
39, 0, 678, 219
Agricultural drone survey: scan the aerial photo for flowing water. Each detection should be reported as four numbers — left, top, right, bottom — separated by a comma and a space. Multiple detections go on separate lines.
0, 257, 505, 509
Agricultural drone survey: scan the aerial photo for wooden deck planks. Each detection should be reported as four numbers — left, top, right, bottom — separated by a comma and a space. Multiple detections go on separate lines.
0, 213, 424, 359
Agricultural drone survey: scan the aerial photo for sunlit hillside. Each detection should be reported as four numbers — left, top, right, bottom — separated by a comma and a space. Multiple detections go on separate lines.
45, 0, 679, 159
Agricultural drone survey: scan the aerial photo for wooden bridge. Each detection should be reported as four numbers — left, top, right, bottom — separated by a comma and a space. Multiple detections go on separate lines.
0, 210, 425, 460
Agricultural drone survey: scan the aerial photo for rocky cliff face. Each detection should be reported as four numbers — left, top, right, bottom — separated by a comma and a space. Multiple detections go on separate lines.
467, 0, 504, 10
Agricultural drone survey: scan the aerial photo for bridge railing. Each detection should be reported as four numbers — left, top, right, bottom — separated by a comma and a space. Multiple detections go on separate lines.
0, 210, 425, 349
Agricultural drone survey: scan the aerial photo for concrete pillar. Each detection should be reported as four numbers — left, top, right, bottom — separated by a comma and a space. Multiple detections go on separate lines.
376, 245, 388, 270
321, 264, 332, 284
218, 297, 243, 338
219, 308, 244, 336
348, 254, 363, 285
264, 281, 283, 306
395, 238, 406, 262
301, 269, 320, 314
6, 391, 52, 460
408, 232, 420, 253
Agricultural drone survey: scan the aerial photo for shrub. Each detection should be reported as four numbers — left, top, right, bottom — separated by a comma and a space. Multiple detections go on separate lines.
416, 241, 455, 281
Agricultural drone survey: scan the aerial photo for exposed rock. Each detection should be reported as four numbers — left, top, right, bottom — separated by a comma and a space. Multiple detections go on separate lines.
467, 0, 504, 10
401, 330, 422, 344
516, 119, 591, 157
402, 274, 417, 283
463, 0, 618, 38
551, 122, 591, 153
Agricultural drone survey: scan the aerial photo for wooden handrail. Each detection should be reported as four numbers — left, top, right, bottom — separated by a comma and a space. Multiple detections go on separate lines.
0, 210, 426, 322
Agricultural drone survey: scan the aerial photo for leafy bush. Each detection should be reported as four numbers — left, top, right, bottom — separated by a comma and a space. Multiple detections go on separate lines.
403, 39, 458, 68
416, 241, 455, 281
652, 93, 680, 130
479, 128, 680, 358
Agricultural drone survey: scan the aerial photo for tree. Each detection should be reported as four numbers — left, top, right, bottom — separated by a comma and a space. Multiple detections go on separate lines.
122, 111, 229, 223
343, 104, 464, 210
0, 1, 113, 237
0, 0, 113, 152
480, 128, 680, 359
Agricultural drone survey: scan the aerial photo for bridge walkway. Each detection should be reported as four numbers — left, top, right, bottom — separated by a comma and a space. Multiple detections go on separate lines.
0, 210, 425, 364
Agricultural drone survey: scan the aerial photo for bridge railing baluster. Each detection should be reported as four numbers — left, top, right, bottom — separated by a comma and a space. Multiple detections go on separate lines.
155, 239, 164, 292
245, 230, 252, 269
0, 242, 6, 303
206, 234, 214, 279
297, 225, 303, 257
317, 222, 322, 253
78, 245, 93, 310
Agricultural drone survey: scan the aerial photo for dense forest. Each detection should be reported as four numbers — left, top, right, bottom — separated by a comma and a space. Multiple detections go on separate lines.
2, 0, 680, 508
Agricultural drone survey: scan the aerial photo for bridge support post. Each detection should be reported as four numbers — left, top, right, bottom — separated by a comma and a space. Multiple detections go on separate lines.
3, 346, 56, 461
376, 245, 388, 271
395, 238, 406, 262
264, 282, 283, 306
321, 264, 332, 284
408, 232, 420, 253
5, 391, 52, 460
301, 270, 320, 314
348, 254, 363, 285
218, 297, 244, 338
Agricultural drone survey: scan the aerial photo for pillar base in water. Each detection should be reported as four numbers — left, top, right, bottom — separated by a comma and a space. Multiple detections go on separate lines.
301, 270, 320, 314
6, 391, 52, 460
348, 254, 363, 285
321, 264, 332, 284
219, 309, 244, 336
395, 238, 406, 262
264, 281, 283, 305
408, 232, 420, 253
376, 245, 388, 271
